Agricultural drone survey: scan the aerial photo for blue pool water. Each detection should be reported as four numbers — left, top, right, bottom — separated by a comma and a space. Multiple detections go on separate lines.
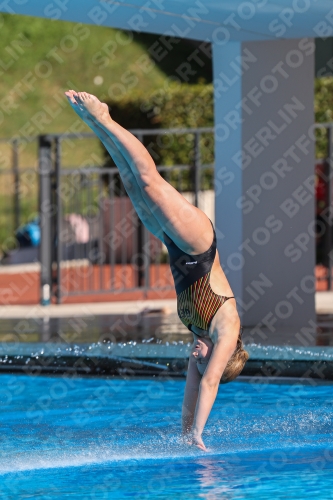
1, 374, 333, 499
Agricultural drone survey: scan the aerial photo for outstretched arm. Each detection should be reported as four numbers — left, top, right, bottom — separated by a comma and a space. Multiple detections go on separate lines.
191, 335, 237, 448
182, 346, 201, 436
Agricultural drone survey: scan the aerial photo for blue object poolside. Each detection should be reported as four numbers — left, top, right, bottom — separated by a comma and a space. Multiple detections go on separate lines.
1, 374, 333, 499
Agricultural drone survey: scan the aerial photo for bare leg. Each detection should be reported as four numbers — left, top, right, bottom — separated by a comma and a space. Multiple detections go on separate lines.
65, 91, 164, 240
70, 91, 214, 255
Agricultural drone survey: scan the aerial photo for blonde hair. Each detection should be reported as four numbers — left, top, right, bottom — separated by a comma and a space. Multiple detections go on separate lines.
195, 327, 249, 382
220, 327, 249, 384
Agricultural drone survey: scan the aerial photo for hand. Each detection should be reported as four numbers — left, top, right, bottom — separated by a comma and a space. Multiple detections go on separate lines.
183, 431, 208, 452
191, 433, 208, 452
192, 339, 207, 359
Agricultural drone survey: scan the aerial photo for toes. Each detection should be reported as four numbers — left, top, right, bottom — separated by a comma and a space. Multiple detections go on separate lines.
69, 91, 77, 102
65, 93, 77, 105
69, 93, 79, 105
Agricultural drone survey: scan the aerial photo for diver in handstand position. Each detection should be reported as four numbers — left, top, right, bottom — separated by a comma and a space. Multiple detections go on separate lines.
65, 90, 249, 452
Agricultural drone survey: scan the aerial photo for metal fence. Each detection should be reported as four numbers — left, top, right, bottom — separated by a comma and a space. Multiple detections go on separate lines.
38, 128, 215, 304
1, 124, 333, 303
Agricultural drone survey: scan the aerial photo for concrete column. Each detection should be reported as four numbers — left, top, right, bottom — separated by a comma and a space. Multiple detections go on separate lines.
213, 39, 316, 343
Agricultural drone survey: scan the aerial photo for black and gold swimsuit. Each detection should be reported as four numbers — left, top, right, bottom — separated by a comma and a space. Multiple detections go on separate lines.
163, 221, 235, 337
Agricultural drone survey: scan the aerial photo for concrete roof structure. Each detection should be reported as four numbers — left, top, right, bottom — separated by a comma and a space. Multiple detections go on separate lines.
1, 0, 333, 42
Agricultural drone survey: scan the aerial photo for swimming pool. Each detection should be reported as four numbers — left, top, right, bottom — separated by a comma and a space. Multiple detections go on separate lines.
1, 374, 333, 499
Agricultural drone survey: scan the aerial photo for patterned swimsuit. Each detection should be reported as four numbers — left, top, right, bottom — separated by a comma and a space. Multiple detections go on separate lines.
163, 221, 235, 337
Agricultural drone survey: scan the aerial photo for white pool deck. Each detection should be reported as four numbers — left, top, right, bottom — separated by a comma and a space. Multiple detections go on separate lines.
0, 299, 178, 318
0, 293, 331, 318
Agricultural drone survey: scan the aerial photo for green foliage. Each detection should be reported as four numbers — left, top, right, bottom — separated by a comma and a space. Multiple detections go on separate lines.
315, 77, 333, 158
0, 12, 166, 247
0, 13, 166, 141
104, 84, 215, 190
105, 77, 333, 176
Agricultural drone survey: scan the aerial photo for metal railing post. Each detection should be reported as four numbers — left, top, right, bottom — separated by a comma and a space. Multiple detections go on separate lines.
12, 139, 20, 230
194, 132, 200, 208
39, 135, 53, 306
55, 137, 62, 304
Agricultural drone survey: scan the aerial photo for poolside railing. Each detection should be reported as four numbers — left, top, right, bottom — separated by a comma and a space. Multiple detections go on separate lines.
39, 128, 215, 304
0, 124, 332, 304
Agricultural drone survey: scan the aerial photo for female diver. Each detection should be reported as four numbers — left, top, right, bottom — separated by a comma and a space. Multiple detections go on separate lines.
65, 90, 249, 452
